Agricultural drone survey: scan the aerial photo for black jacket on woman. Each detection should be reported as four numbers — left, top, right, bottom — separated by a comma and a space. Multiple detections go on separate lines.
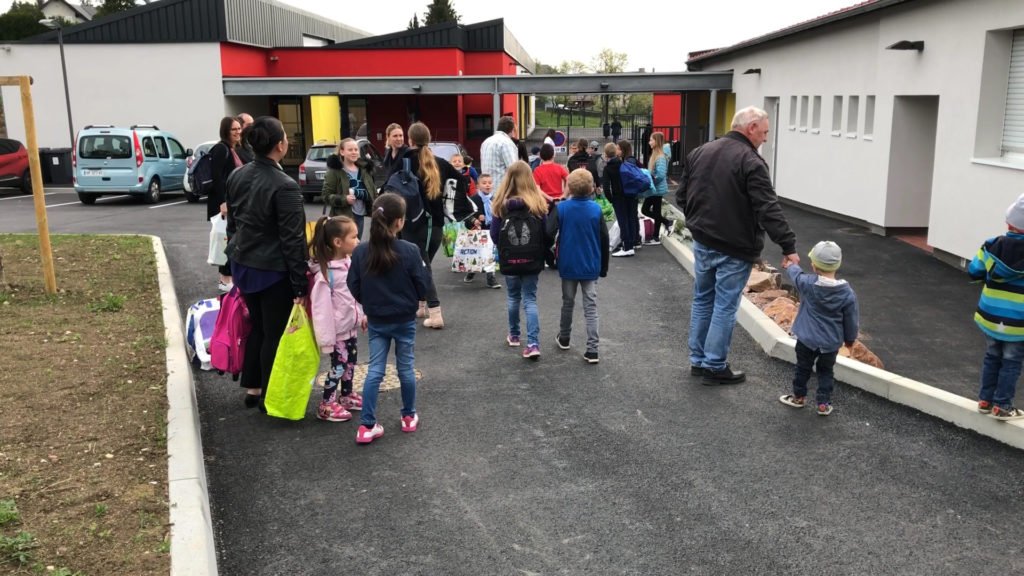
398, 147, 477, 228
602, 156, 623, 202
382, 145, 409, 180
225, 156, 308, 297
206, 141, 239, 220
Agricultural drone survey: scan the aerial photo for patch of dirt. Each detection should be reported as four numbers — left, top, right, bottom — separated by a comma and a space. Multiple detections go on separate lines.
0, 235, 169, 575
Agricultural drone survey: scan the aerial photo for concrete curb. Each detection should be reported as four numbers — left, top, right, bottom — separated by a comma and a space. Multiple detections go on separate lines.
661, 231, 1024, 450
151, 236, 219, 576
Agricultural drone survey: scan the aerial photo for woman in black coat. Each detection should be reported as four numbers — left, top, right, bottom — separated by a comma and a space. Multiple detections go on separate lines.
208, 116, 243, 288
224, 117, 308, 409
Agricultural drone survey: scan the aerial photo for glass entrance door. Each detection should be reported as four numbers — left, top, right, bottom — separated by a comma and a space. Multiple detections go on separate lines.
275, 98, 305, 166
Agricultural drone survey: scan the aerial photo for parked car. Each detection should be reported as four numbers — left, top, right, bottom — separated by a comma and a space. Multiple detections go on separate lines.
73, 124, 191, 205
0, 138, 30, 194
182, 140, 217, 203
298, 139, 386, 202
428, 141, 469, 166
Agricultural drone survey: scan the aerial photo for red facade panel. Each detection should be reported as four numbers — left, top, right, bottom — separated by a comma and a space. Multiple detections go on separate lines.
653, 93, 682, 127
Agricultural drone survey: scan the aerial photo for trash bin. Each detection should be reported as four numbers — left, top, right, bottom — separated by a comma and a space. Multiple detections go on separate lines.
40, 148, 73, 185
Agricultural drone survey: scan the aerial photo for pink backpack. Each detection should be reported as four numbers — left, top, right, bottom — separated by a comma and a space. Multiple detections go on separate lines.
210, 287, 251, 378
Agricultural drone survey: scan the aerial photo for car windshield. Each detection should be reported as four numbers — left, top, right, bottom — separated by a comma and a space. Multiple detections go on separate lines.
306, 147, 336, 162
428, 143, 461, 163
79, 135, 132, 159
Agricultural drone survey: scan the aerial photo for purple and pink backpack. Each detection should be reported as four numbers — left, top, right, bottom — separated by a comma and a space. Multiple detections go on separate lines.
210, 286, 251, 378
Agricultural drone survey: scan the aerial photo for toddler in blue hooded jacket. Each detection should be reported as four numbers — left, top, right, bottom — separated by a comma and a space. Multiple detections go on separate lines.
779, 240, 859, 416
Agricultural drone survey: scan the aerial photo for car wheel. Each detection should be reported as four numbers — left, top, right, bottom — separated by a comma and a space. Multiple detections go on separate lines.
20, 170, 31, 194
184, 190, 200, 203
145, 178, 161, 204
78, 193, 97, 205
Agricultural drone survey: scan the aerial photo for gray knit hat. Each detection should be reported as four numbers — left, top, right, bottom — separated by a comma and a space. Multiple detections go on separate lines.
589, 140, 600, 150
808, 240, 842, 272
1006, 193, 1024, 230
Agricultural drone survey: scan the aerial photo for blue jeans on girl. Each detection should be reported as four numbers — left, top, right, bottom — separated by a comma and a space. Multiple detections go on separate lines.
505, 274, 540, 346
360, 320, 417, 428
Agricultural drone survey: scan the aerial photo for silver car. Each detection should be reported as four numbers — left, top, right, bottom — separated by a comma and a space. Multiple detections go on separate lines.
183, 140, 217, 203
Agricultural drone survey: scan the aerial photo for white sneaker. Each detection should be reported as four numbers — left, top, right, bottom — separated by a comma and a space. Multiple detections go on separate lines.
611, 249, 635, 257
217, 281, 234, 292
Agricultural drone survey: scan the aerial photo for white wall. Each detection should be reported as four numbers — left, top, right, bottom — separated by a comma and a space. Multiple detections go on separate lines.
703, 0, 1024, 260
0, 43, 226, 153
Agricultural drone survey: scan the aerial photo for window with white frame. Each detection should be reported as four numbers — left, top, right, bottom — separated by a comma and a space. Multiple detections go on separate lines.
799, 96, 809, 131
847, 95, 860, 138
864, 95, 876, 139
1003, 29, 1024, 157
811, 96, 822, 132
832, 96, 843, 136
789, 96, 797, 130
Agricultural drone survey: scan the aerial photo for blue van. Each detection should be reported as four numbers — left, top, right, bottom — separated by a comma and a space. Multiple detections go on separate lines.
74, 125, 191, 204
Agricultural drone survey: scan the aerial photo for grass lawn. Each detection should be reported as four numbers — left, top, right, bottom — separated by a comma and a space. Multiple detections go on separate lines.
535, 108, 603, 130
0, 235, 169, 575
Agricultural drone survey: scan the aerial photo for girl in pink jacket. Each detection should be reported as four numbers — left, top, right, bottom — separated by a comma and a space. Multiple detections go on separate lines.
309, 216, 367, 422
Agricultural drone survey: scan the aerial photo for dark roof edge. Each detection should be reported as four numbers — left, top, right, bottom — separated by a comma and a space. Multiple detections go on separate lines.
332, 19, 463, 48
19, 0, 210, 44
687, 0, 916, 67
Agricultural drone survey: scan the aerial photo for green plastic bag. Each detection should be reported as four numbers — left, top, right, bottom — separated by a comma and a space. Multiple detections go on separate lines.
442, 221, 462, 258
264, 304, 321, 420
596, 195, 615, 222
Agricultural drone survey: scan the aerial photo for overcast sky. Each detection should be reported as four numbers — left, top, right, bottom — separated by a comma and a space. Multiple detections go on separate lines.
6, 0, 860, 71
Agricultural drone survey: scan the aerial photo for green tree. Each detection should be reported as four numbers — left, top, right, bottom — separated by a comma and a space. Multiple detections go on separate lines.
407, 13, 421, 30
423, 0, 460, 26
591, 49, 628, 122
95, 0, 138, 18
0, 1, 46, 41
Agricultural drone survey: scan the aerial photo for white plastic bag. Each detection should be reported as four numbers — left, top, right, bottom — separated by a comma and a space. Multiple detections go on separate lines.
207, 214, 228, 266
608, 221, 621, 250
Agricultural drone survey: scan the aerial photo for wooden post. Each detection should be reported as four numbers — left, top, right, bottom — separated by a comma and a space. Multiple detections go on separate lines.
8, 76, 57, 294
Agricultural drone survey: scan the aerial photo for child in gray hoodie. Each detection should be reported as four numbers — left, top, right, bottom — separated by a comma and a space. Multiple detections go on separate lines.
778, 241, 860, 416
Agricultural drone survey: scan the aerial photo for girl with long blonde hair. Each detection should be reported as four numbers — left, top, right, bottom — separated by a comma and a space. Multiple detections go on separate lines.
641, 131, 674, 244
397, 121, 471, 328
488, 160, 553, 360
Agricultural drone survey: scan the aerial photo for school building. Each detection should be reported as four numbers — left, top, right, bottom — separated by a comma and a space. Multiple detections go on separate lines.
680, 0, 1024, 265
0, 0, 537, 168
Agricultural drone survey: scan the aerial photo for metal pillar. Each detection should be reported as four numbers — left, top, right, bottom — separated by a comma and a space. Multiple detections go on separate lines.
492, 79, 501, 131
708, 89, 718, 142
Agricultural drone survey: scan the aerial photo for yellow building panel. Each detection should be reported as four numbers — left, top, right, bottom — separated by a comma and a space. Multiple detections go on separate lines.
310, 95, 340, 144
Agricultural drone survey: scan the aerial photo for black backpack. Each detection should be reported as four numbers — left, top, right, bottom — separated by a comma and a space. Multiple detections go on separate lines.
188, 150, 215, 197
382, 157, 429, 226
498, 208, 545, 275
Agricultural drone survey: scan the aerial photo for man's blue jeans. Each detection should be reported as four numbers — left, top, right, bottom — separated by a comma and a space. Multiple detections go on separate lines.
688, 241, 753, 371
979, 336, 1024, 410
505, 274, 540, 346
360, 320, 417, 428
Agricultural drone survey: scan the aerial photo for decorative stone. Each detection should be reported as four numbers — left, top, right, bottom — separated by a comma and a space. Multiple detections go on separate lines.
746, 271, 779, 293
762, 297, 799, 332
839, 341, 885, 369
747, 289, 791, 309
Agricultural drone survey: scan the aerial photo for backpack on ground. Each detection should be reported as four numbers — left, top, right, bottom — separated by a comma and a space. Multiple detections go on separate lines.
185, 297, 220, 371
210, 286, 251, 379
619, 160, 649, 196
498, 209, 545, 275
382, 157, 429, 227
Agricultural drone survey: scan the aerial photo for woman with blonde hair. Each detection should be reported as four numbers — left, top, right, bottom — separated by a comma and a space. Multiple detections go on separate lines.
640, 131, 674, 244
489, 160, 553, 359
381, 122, 407, 179
397, 122, 472, 328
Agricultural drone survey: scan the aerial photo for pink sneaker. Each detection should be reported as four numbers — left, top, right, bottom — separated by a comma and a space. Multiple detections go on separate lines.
401, 413, 419, 433
355, 423, 384, 444
339, 392, 363, 411
317, 400, 352, 422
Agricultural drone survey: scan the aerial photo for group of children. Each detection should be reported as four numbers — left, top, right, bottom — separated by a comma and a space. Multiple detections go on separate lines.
297, 143, 1024, 448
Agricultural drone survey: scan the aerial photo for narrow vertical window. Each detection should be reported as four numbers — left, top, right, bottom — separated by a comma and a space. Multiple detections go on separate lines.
789, 96, 797, 130
864, 95, 876, 139
832, 96, 843, 136
811, 96, 822, 132
847, 95, 860, 138
799, 96, 809, 131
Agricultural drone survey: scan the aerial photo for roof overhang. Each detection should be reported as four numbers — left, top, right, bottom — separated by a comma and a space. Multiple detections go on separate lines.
222, 72, 733, 97
687, 0, 917, 68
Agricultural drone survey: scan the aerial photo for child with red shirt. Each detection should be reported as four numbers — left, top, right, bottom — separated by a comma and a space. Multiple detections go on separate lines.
532, 143, 568, 205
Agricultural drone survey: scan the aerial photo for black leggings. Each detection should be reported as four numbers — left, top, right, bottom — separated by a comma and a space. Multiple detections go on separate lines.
641, 196, 673, 240
404, 224, 443, 307
239, 278, 294, 394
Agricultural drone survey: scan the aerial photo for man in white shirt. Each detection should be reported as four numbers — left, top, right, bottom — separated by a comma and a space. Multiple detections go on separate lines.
480, 116, 519, 192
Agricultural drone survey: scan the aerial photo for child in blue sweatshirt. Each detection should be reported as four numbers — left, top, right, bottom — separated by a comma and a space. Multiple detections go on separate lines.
546, 169, 609, 363
347, 193, 429, 444
967, 194, 1024, 421
779, 241, 859, 416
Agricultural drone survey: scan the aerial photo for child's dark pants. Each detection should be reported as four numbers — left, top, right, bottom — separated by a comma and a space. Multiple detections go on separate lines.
792, 340, 839, 405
